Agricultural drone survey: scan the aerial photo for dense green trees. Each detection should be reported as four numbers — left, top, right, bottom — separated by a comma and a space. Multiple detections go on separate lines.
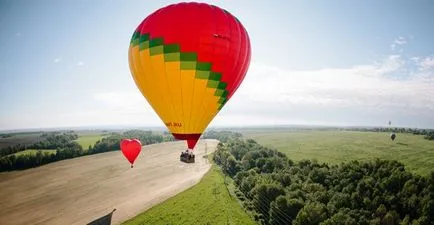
0, 132, 78, 157
0, 144, 27, 157
424, 131, 434, 140
202, 130, 243, 143
214, 137, 434, 225
0, 133, 13, 138
0, 141, 84, 171
31, 132, 79, 149
0, 132, 83, 171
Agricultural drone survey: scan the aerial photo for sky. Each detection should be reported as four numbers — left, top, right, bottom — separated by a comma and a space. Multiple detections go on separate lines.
1, 0, 434, 130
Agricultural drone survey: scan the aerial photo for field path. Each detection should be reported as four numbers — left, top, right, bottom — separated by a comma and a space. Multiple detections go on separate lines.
0, 139, 219, 225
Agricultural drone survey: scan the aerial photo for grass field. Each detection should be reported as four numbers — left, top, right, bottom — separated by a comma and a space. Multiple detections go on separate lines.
242, 130, 434, 176
75, 134, 105, 149
13, 149, 57, 157
122, 164, 256, 225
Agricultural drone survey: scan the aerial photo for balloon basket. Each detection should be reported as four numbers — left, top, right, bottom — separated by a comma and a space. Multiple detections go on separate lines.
180, 152, 195, 163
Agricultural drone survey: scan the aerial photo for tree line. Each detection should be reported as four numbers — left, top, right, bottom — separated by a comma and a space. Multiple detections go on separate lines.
201, 130, 243, 143
212, 127, 434, 141
424, 131, 434, 140
0, 132, 79, 157
212, 133, 434, 225
88, 130, 169, 154
341, 127, 434, 141
0, 130, 169, 172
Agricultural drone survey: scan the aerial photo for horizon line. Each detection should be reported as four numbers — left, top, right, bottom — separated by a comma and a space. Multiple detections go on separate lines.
0, 123, 431, 133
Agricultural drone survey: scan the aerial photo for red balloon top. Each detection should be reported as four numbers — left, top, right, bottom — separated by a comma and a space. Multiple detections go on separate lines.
135, 2, 251, 100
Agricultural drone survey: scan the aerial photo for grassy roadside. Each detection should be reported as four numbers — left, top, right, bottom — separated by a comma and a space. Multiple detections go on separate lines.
122, 158, 256, 225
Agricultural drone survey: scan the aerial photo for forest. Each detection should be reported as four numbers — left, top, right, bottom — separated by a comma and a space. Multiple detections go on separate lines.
212, 133, 434, 225
201, 130, 243, 142
0, 131, 78, 157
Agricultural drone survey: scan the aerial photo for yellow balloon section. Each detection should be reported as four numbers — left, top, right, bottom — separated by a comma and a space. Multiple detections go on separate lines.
128, 42, 221, 136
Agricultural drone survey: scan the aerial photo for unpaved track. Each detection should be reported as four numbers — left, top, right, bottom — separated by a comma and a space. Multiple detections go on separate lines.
0, 139, 218, 225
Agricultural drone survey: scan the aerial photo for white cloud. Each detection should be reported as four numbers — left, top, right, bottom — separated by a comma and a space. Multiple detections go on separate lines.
40, 55, 434, 129
41, 91, 162, 128
53, 58, 61, 63
390, 36, 407, 51
3, 53, 434, 130
420, 57, 434, 71
410, 57, 420, 63
215, 55, 434, 127
394, 36, 406, 45
77, 61, 84, 66
92, 91, 152, 113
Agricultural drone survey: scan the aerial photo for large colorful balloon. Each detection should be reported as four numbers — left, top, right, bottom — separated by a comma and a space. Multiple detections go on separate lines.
120, 139, 142, 167
128, 2, 251, 150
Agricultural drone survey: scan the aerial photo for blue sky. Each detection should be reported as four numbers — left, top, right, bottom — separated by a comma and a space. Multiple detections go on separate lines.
1, 0, 434, 130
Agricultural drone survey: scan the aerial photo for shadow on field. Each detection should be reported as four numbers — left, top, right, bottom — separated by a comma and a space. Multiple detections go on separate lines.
87, 208, 116, 225
396, 142, 408, 146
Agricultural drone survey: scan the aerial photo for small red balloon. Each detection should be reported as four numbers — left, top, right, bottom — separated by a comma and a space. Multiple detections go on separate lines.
120, 139, 142, 167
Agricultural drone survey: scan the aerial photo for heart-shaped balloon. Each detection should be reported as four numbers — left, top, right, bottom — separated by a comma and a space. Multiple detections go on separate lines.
120, 139, 142, 168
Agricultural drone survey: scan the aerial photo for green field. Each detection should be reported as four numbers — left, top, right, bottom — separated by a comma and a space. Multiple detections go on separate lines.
123, 165, 256, 225
12, 149, 57, 157
242, 130, 434, 176
75, 134, 105, 149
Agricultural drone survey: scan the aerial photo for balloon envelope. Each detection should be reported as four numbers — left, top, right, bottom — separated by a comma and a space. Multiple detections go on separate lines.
120, 139, 142, 167
128, 2, 251, 150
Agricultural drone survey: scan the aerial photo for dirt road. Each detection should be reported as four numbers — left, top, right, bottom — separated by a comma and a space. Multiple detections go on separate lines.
0, 139, 218, 225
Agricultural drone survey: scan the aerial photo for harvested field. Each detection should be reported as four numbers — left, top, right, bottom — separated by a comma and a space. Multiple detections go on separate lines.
0, 139, 218, 225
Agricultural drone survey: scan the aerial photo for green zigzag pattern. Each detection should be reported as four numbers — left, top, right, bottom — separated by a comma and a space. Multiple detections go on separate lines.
130, 32, 228, 110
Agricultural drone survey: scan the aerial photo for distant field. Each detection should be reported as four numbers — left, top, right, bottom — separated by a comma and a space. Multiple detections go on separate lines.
75, 134, 105, 149
123, 165, 255, 225
13, 149, 56, 157
75, 130, 107, 136
0, 133, 44, 149
242, 130, 434, 176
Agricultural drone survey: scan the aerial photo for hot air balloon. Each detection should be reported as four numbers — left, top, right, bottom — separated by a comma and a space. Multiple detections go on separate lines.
120, 139, 142, 167
128, 3, 251, 155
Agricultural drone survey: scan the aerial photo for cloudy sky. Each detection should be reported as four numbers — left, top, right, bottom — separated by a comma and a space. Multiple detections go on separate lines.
1, 0, 434, 130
